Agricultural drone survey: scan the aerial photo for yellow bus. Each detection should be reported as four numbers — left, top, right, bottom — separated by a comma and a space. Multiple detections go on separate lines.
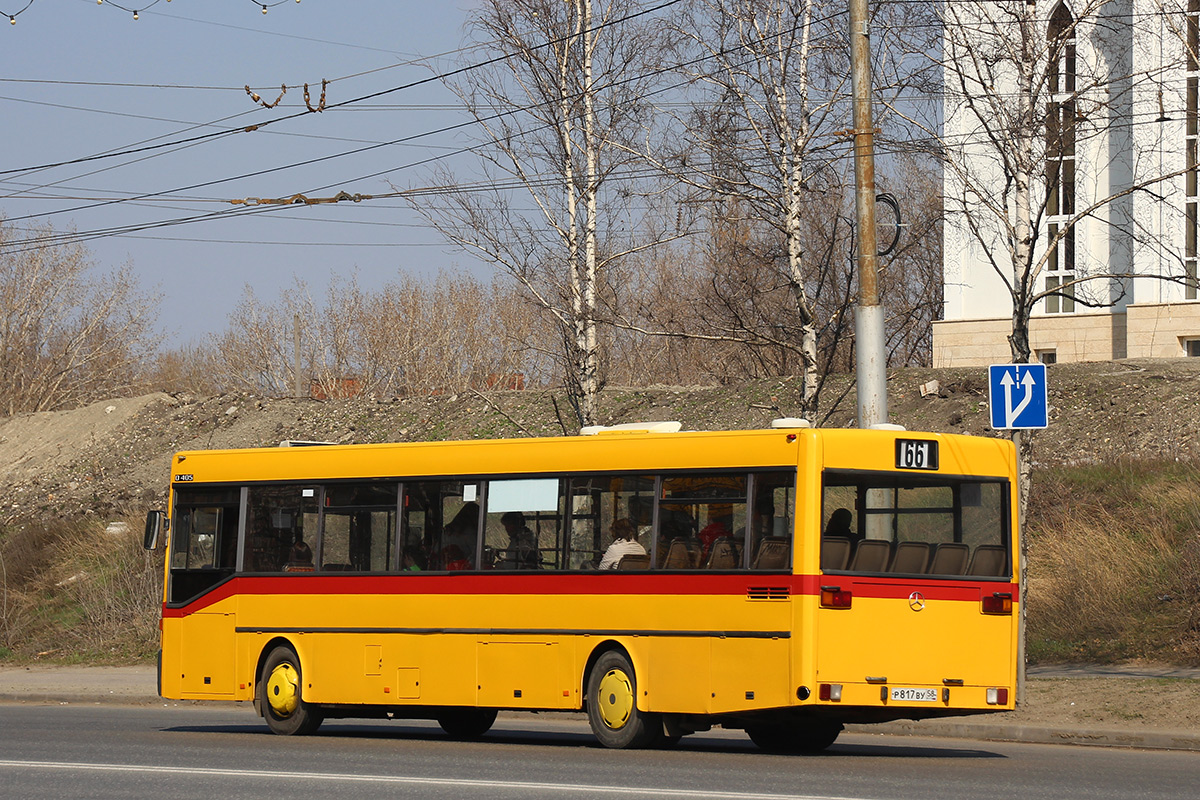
145, 421, 1019, 752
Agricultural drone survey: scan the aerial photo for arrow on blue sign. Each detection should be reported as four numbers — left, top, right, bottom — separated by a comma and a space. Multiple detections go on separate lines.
988, 364, 1048, 430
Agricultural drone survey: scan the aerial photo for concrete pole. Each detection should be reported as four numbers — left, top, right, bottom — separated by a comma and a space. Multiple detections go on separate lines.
850, 0, 888, 428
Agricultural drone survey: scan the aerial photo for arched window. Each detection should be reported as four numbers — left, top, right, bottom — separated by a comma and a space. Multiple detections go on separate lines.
1046, 3, 1076, 313
1187, 0, 1199, 299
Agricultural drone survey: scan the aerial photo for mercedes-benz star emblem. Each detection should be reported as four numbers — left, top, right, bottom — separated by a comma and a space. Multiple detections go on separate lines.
908, 591, 926, 611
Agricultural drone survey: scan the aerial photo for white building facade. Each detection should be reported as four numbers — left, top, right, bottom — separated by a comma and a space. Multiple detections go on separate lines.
937, 0, 1200, 366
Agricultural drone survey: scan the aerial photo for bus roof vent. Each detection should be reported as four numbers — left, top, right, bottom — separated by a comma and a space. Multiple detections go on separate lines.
770, 417, 811, 429
579, 421, 683, 436
868, 423, 907, 432
278, 440, 337, 447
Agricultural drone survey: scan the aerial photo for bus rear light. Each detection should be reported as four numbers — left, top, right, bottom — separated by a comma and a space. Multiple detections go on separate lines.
818, 683, 842, 702
982, 592, 1013, 615
820, 586, 852, 609
986, 687, 1009, 705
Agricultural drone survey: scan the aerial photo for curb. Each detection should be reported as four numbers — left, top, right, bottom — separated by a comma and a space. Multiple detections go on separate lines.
0, 692, 218, 707
846, 720, 1200, 752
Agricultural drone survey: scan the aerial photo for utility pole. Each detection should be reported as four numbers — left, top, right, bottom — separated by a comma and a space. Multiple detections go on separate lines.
849, 0, 888, 428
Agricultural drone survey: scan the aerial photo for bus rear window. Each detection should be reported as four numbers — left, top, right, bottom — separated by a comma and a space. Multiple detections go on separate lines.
820, 472, 1010, 578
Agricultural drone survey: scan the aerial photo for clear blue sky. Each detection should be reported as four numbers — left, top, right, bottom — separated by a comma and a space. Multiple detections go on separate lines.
1, 0, 483, 345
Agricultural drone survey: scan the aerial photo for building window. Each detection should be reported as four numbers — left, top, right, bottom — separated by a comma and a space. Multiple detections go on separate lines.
1046, 3, 1077, 313
1188, 1, 1199, 299
1035, 349, 1058, 365
1185, 339, 1200, 357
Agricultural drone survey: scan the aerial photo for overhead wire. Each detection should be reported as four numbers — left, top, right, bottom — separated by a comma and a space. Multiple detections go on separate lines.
25, 1, 848, 203
0, 0, 686, 180
7, 2, 1173, 255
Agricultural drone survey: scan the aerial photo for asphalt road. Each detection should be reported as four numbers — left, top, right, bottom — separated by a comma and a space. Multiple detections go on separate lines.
0, 703, 1196, 800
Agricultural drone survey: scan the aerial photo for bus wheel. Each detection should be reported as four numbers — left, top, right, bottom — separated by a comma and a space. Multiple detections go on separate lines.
437, 708, 497, 739
259, 646, 323, 736
586, 651, 660, 749
746, 720, 842, 754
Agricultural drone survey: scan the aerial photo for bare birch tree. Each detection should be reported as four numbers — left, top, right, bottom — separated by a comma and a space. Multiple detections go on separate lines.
616, 0, 940, 419
408, 0, 672, 428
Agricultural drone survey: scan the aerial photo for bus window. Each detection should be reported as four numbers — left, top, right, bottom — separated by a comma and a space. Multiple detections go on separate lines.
321, 482, 398, 572
483, 478, 563, 570
173, 507, 219, 570
821, 473, 1010, 577
169, 486, 240, 603
244, 485, 319, 573
566, 474, 655, 569
402, 481, 480, 570
660, 473, 745, 570
747, 472, 795, 571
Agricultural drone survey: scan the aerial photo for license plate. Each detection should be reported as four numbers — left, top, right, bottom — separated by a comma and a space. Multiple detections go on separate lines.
891, 687, 938, 702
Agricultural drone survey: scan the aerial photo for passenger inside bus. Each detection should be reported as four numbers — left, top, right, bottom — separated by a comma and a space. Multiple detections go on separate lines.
440, 502, 479, 569
823, 507, 855, 542
401, 545, 425, 571
598, 519, 646, 569
496, 511, 540, 569
285, 533, 314, 571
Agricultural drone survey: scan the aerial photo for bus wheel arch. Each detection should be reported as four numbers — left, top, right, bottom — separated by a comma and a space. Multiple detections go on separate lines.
581, 640, 645, 707
584, 646, 661, 749
257, 642, 324, 736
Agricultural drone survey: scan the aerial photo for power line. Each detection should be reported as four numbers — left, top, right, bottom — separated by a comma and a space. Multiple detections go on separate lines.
0, 0, 686, 180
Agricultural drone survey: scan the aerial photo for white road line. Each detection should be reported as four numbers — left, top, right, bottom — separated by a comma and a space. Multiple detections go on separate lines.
0, 759, 862, 799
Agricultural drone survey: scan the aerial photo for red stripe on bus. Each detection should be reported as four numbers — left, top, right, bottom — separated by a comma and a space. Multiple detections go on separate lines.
161, 573, 1017, 617
825, 578, 1019, 603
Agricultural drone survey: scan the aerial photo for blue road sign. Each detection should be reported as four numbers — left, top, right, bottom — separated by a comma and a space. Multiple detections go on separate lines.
988, 363, 1048, 430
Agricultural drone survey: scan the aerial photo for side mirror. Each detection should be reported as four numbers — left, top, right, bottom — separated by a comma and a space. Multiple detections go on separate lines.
144, 510, 165, 551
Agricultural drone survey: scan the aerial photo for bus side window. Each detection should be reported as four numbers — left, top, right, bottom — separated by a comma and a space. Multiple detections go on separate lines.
401, 481, 480, 571
482, 477, 563, 570
567, 474, 655, 570
320, 482, 397, 572
748, 473, 795, 571
244, 485, 318, 573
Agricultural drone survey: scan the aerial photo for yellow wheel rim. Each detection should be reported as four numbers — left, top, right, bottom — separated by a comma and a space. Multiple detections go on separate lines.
597, 668, 634, 730
266, 662, 299, 717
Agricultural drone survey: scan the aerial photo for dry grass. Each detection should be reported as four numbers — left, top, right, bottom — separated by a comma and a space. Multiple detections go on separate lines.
0, 518, 162, 663
1027, 461, 1200, 665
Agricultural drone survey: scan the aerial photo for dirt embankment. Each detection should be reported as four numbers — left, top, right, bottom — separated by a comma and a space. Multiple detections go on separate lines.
2, 358, 1199, 523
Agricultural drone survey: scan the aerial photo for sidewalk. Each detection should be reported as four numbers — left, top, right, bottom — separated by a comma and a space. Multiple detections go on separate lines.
1, 664, 1197, 752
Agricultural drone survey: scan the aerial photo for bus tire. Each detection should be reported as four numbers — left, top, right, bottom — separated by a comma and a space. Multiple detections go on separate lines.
259, 646, 323, 736
745, 720, 842, 754
437, 708, 498, 739
586, 650, 660, 749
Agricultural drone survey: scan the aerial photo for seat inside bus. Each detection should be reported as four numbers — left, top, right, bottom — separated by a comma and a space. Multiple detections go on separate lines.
820, 536, 852, 571
967, 544, 1008, 576
617, 553, 651, 570
751, 538, 789, 570
928, 542, 969, 575
889, 541, 931, 574
848, 539, 891, 572
704, 537, 741, 569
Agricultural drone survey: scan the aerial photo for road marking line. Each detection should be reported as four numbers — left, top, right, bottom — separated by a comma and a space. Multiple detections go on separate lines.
0, 759, 861, 799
